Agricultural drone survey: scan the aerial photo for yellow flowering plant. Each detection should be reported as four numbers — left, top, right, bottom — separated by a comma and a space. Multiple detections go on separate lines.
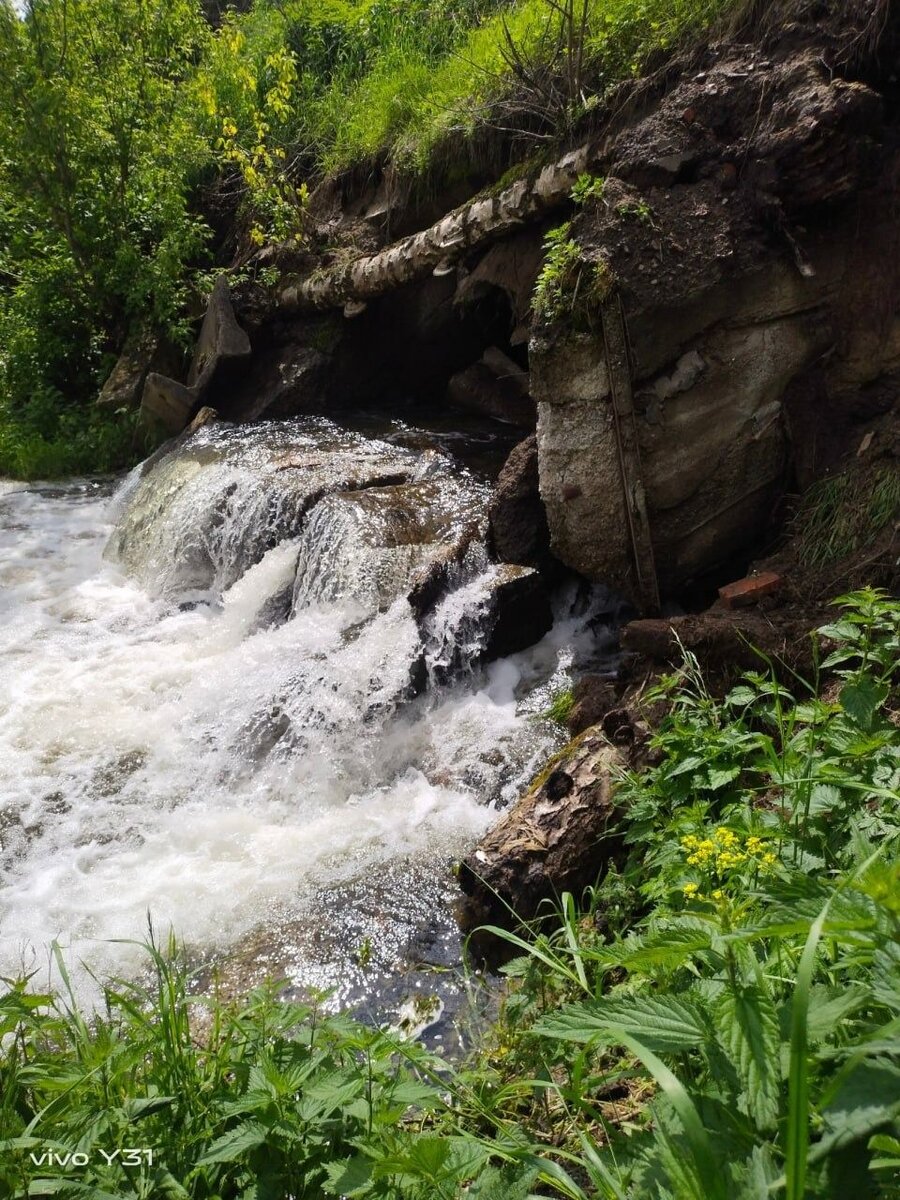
680, 826, 780, 907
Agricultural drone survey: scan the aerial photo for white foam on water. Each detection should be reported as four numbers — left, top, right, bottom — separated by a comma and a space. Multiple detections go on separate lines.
0, 432, 606, 1004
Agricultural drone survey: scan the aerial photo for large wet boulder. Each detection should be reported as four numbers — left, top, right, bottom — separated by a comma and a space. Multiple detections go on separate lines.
292, 476, 486, 614
106, 419, 421, 598
407, 523, 481, 620
481, 564, 552, 661
457, 727, 626, 950
488, 434, 551, 568
140, 374, 198, 436
447, 346, 535, 428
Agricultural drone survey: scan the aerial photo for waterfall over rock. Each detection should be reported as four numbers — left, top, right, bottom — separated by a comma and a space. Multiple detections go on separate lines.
0, 417, 612, 1014
105, 419, 428, 600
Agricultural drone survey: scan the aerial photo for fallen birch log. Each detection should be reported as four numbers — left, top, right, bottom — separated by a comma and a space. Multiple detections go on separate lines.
279, 144, 593, 313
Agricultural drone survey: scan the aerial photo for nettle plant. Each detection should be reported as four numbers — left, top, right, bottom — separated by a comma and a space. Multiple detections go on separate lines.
484, 590, 900, 1199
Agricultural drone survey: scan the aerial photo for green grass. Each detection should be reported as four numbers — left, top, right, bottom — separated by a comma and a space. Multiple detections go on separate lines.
544, 686, 576, 724
793, 464, 900, 568
220, 0, 746, 178
0, 930, 451, 1199
2, 590, 898, 1197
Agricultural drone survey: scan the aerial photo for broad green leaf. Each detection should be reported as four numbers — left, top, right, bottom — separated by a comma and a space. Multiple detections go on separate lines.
708, 765, 741, 790
668, 754, 707, 779
467, 1164, 539, 1200
714, 985, 780, 1130
872, 937, 900, 1008
869, 1133, 900, 1172
375, 1135, 455, 1184
146, 1171, 190, 1200
322, 1155, 373, 1197
725, 686, 757, 708
443, 1136, 493, 1179
195, 1122, 267, 1165
805, 984, 871, 1044
817, 621, 861, 643
534, 994, 710, 1053
379, 1079, 442, 1110
0, 1136, 44, 1151
406, 1134, 452, 1176
812, 1059, 900, 1158
654, 1121, 709, 1200
27, 1184, 126, 1199
839, 677, 889, 730
807, 784, 841, 817
734, 1144, 779, 1199
297, 1069, 366, 1121
606, 925, 712, 973
123, 1095, 176, 1120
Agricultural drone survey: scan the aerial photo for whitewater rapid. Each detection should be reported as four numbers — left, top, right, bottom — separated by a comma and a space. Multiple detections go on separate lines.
0, 427, 611, 1012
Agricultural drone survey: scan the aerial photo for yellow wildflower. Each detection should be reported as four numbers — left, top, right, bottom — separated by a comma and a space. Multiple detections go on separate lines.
716, 850, 746, 870
696, 839, 716, 861
683, 882, 700, 898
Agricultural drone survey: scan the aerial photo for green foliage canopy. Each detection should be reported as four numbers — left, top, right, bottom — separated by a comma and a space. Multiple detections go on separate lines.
0, 0, 211, 474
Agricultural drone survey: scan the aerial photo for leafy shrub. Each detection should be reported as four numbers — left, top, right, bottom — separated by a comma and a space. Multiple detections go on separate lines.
0, 0, 210, 469
0, 397, 145, 479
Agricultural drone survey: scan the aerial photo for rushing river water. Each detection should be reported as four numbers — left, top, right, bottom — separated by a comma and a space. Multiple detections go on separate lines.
0, 417, 615, 1029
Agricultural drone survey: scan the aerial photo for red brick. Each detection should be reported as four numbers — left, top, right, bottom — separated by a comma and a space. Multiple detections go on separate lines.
718, 572, 783, 609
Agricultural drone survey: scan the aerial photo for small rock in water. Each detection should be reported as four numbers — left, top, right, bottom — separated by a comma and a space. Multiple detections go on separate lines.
391, 994, 444, 1041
